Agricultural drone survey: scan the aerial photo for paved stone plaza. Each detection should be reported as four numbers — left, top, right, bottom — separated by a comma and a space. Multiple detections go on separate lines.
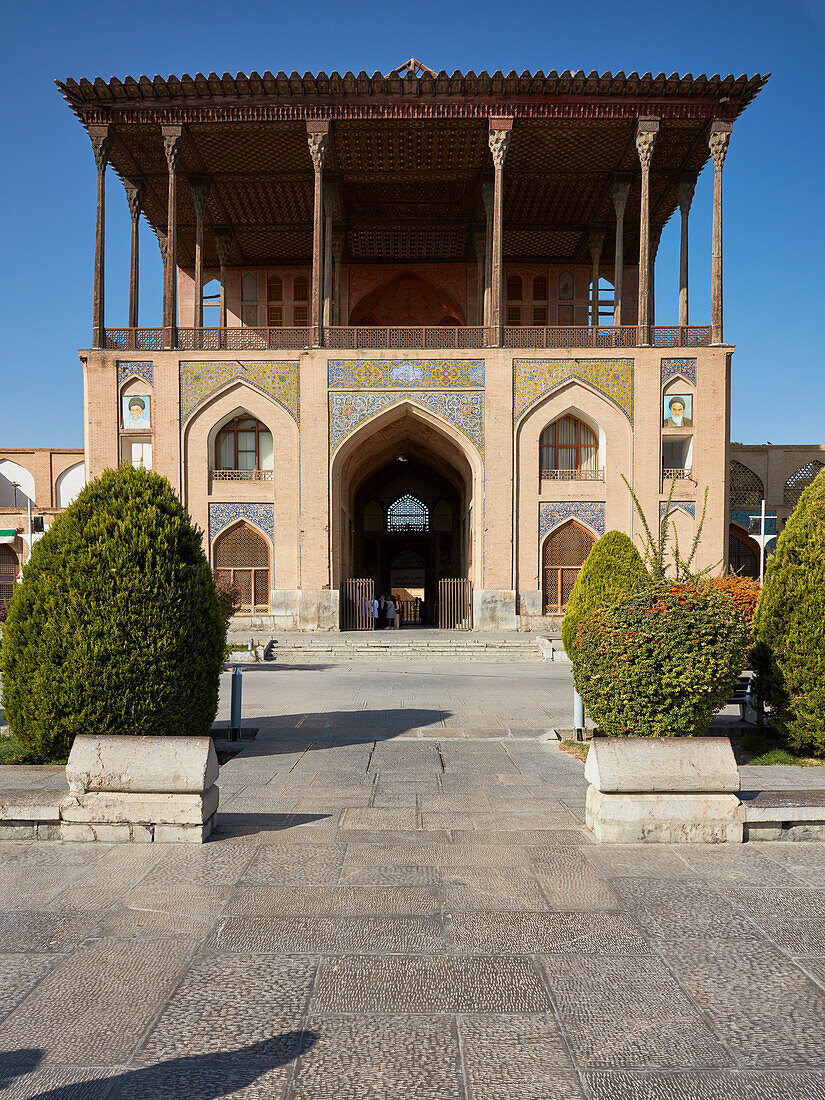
3, 659, 825, 1098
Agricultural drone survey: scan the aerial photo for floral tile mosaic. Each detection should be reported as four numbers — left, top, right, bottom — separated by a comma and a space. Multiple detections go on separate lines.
117, 361, 153, 387
513, 359, 633, 424
180, 361, 299, 425
730, 509, 776, 534
661, 358, 697, 387
208, 503, 275, 547
330, 391, 484, 457
539, 501, 606, 541
660, 500, 696, 520
328, 359, 484, 389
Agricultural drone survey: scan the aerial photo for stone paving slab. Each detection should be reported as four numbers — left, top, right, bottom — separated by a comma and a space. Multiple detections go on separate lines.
1, 659, 825, 1095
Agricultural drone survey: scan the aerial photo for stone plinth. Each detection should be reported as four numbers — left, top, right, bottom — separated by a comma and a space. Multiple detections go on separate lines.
62, 735, 219, 843
585, 736, 744, 844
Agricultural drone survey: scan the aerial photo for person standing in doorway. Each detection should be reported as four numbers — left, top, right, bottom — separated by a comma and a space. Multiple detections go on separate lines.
386, 595, 396, 630
372, 596, 379, 631
378, 596, 387, 630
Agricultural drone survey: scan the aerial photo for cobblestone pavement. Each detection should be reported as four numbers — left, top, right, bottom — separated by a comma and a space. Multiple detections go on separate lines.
2, 661, 825, 1098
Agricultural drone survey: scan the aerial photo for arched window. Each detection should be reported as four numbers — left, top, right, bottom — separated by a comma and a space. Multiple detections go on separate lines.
532, 275, 548, 326
267, 275, 283, 327
387, 494, 429, 532
785, 460, 824, 505
729, 460, 764, 507
0, 544, 18, 607
292, 275, 309, 327
728, 525, 759, 579
203, 278, 221, 328
543, 521, 596, 612
506, 275, 523, 326
540, 416, 599, 479
214, 416, 274, 478
214, 524, 270, 614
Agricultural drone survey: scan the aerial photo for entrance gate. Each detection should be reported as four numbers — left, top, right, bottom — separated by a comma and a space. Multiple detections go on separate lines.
438, 577, 473, 630
340, 578, 375, 630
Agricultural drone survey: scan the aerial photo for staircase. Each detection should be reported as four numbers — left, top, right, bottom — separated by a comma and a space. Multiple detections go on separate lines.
226, 629, 550, 661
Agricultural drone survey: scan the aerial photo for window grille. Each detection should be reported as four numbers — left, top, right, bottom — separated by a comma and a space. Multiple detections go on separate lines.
542, 521, 595, 612
540, 416, 598, 476
267, 275, 283, 327
785, 460, 824, 505
729, 460, 764, 507
214, 524, 270, 613
386, 494, 429, 532
0, 544, 17, 605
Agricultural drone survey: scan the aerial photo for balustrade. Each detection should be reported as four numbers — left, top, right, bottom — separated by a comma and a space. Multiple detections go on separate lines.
540, 469, 605, 481
211, 469, 274, 482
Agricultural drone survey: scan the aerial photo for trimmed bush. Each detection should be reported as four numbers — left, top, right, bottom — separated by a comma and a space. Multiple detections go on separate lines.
752, 469, 825, 755
0, 466, 225, 761
573, 582, 748, 737
562, 530, 650, 655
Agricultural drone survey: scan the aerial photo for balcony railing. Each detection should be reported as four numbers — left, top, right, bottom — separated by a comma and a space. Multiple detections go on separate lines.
662, 468, 693, 481
211, 469, 274, 482
540, 469, 605, 481
102, 324, 712, 352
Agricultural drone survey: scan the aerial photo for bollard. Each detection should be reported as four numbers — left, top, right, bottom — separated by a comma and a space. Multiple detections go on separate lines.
248, 636, 254, 652
573, 687, 585, 742
230, 666, 243, 741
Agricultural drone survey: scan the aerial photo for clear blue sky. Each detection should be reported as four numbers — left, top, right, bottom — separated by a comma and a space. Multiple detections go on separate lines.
2, 0, 823, 447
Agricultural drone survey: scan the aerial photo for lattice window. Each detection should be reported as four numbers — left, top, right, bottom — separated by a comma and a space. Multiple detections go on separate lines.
542, 521, 595, 612
532, 275, 548, 326
785, 460, 824, 505
0, 544, 17, 605
214, 523, 270, 614
292, 275, 309, 327
506, 275, 523, 326
387, 494, 429, 532
540, 416, 598, 476
729, 460, 764, 507
215, 416, 273, 472
728, 525, 759, 579
267, 275, 283, 327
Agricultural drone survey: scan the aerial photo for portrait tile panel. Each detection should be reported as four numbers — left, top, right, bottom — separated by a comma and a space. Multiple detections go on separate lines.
180, 361, 299, 425
514, 359, 633, 425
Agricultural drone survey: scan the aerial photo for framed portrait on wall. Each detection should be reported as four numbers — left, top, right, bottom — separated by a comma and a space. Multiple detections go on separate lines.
558, 271, 574, 300
663, 394, 693, 428
122, 395, 151, 430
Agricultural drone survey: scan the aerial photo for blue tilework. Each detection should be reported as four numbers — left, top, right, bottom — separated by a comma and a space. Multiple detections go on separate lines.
117, 361, 153, 387
181, 361, 299, 425
330, 391, 484, 457
328, 359, 484, 389
661, 358, 697, 387
660, 500, 696, 521
539, 502, 605, 542
513, 359, 633, 424
730, 510, 776, 535
208, 503, 275, 547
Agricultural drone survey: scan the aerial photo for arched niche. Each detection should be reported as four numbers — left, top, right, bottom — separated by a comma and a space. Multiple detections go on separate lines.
541, 520, 596, 612
728, 523, 760, 578
213, 520, 271, 614
55, 462, 86, 508
349, 274, 465, 327
729, 460, 764, 508
0, 460, 35, 509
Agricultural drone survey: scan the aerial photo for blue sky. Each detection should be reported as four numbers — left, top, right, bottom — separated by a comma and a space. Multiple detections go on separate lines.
2, 0, 823, 447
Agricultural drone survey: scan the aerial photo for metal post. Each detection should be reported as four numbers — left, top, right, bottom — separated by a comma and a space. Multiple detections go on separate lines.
230, 666, 243, 740
573, 687, 585, 741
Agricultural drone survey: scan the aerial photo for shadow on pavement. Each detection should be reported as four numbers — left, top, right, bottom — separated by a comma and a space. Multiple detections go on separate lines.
4, 1031, 318, 1099
216, 709, 447, 752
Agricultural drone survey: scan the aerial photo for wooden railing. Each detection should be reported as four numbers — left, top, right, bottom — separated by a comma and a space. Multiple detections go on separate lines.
662, 468, 693, 481
103, 324, 713, 352
211, 470, 274, 482
540, 469, 605, 481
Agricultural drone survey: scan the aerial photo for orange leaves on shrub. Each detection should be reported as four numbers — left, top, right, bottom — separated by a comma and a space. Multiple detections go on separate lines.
711, 576, 761, 627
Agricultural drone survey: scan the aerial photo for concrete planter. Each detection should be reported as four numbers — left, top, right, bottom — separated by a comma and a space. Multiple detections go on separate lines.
584, 736, 744, 843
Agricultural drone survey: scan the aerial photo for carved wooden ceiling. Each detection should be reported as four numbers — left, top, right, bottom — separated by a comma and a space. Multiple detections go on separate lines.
57, 69, 767, 268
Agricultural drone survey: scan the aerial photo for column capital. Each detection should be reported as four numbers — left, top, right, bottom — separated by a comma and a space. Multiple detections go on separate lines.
124, 180, 142, 222
635, 119, 659, 167
709, 120, 732, 170
676, 172, 697, 215
588, 223, 606, 258
89, 126, 110, 172
488, 127, 511, 170
162, 126, 183, 171
189, 177, 210, 220
307, 122, 330, 172
214, 227, 232, 268
611, 173, 631, 214
157, 231, 169, 264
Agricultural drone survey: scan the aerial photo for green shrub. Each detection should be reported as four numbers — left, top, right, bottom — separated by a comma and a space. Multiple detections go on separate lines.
0, 466, 225, 761
573, 582, 748, 737
751, 469, 825, 755
562, 530, 650, 655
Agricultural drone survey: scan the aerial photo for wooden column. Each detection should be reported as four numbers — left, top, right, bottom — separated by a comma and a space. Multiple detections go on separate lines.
611, 175, 630, 326
588, 224, 605, 327
649, 223, 663, 328
487, 119, 512, 347
89, 126, 109, 349
323, 184, 334, 328
190, 178, 209, 331
482, 183, 493, 331
161, 125, 182, 349
676, 173, 697, 327
124, 181, 141, 331
306, 122, 329, 347
214, 229, 231, 341
709, 120, 732, 344
635, 119, 659, 345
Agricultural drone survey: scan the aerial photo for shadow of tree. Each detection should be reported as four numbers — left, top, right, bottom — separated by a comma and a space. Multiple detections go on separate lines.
4, 1031, 318, 1099
215, 708, 447, 754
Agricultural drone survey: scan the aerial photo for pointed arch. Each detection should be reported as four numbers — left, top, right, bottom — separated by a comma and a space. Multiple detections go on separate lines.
541, 520, 596, 612
213, 519, 271, 614
539, 413, 600, 479
729, 459, 764, 507
785, 460, 824, 505
728, 523, 759, 578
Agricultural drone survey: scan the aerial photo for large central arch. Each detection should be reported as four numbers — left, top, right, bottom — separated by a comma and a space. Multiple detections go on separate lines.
330, 402, 483, 615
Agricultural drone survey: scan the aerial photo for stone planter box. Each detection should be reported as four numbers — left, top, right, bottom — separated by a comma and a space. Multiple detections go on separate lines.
60, 735, 219, 843
584, 736, 744, 843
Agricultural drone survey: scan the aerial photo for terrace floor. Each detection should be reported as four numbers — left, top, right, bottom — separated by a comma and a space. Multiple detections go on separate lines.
3, 660, 825, 1098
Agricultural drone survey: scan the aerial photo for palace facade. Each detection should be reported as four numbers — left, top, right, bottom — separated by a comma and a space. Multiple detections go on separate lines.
48, 62, 822, 630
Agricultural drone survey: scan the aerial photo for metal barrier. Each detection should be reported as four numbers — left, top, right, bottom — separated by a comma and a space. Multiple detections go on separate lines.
438, 578, 473, 630
340, 578, 375, 630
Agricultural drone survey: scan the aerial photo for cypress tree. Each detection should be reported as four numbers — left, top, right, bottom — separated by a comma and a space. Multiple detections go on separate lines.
0, 466, 226, 761
562, 529, 650, 655
752, 468, 825, 754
